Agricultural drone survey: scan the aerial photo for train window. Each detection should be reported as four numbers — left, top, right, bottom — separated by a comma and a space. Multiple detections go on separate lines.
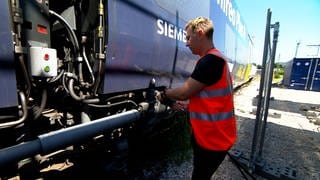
154, 0, 209, 22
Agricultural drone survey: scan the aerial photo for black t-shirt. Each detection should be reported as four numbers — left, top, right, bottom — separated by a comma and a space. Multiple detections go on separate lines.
191, 54, 225, 85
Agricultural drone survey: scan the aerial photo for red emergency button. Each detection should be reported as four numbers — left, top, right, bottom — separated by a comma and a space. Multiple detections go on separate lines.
44, 53, 49, 61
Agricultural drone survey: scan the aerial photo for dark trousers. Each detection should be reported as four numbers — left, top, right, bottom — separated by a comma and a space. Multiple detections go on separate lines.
191, 137, 227, 180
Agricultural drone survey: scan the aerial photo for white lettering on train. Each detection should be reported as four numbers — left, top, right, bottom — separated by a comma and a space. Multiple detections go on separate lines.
216, 0, 246, 40
157, 19, 186, 43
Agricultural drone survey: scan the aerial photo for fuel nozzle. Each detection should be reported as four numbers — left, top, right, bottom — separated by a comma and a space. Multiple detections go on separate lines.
146, 78, 156, 107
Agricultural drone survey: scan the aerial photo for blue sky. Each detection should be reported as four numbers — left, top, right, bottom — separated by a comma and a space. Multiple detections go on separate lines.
235, 0, 320, 64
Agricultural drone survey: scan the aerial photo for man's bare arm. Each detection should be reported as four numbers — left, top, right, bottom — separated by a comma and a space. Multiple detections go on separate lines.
165, 77, 206, 101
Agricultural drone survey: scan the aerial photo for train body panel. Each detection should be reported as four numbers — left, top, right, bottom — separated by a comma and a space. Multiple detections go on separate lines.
104, 0, 197, 93
0, 1, 18, 109
103, 0, 253, 93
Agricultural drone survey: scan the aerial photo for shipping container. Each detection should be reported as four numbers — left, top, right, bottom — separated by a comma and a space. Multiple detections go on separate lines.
283, 58, 320, 91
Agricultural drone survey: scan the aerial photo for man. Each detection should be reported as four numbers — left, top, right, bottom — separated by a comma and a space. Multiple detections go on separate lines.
159, 16, 237, 179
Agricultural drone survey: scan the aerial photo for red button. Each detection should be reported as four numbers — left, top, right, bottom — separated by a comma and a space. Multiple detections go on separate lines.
44, 54, 49, 60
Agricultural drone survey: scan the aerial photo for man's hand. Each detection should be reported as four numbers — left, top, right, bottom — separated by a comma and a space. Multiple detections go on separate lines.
156, 90, 188, 111
155, 90, 163, 102
155, 89, 175, 106
171, 101, 189, 111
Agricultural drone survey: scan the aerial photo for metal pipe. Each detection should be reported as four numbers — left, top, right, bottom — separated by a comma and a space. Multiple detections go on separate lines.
34, 89, 47, 120
93, 0, 106, 95
67, 78, 100, 103
0, 91, 28, 128
68, 78, 82, 101
0, 109, 141, 167
81, 39, 95, 87
249, 8, 272, 171
258, 22, 280, 157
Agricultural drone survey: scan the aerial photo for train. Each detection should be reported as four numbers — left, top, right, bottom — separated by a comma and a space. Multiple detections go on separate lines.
0, 0, 255, 178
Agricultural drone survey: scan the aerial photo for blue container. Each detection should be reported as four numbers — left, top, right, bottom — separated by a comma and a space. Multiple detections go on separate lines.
285, 58, 320, 91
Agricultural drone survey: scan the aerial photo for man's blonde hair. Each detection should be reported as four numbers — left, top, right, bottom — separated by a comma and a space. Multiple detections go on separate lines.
185, 16, 214, 39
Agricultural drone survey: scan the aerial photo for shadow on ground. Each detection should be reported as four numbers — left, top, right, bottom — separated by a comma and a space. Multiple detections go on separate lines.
228, 114, 320, 179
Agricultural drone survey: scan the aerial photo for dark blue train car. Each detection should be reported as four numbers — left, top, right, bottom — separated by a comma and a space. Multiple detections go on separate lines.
0, 0, 254, 178
104, 0, 254, 93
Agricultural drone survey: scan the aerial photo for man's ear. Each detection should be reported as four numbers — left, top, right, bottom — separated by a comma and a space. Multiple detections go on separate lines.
197, 29, 205, 39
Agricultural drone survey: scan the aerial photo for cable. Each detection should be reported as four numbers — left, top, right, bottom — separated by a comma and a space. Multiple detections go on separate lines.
82, 43, 95, 86
49, 10, 80, 57
88, 100, 138, 108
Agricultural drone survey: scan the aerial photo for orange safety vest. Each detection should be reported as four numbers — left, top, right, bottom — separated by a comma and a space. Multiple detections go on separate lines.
189, 48, 237, 151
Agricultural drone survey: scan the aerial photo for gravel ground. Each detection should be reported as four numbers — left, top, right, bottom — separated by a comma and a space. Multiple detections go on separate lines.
159, 77, 320, 180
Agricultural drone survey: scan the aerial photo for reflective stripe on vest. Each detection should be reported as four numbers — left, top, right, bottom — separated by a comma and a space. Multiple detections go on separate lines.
190, 110, 234, 122
195, 49, 233, 100
197, 86, 232, 98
